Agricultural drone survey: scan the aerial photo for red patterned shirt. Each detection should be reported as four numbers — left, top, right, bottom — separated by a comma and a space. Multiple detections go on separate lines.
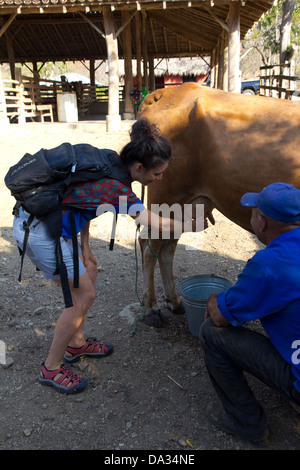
61, 178, 144, 238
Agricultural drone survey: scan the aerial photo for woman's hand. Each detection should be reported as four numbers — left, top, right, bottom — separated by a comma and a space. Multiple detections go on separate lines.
80, 221, 97, 268
81, 245, 97, 268
183, 206, 215, 232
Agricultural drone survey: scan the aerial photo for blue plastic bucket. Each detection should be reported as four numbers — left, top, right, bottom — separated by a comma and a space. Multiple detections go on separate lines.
179, 275, 232, 337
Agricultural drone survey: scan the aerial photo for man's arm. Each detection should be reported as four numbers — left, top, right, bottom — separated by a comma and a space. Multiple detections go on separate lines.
205, 293, 230, 327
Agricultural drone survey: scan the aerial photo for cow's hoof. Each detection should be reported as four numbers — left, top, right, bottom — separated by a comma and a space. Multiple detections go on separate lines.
165, 299, 185, 315
144, 310, 169, 328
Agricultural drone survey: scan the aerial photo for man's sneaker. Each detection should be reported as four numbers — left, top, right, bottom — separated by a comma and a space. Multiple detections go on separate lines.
207, 401, 269, 447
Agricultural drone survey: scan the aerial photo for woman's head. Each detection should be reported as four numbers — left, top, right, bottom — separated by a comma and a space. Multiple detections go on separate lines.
120, 119, 171, 185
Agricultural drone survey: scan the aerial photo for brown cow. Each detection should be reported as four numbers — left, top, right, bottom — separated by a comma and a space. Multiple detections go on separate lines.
138, 82, 300, 327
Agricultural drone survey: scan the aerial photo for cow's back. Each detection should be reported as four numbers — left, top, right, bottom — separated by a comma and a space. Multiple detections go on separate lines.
139, 83, 300, 231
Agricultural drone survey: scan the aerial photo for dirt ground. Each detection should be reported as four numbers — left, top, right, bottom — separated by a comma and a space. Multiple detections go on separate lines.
0, 120, 299, 453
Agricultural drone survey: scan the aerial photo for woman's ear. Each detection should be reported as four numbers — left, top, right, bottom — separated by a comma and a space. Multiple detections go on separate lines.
133, 162, 144, 173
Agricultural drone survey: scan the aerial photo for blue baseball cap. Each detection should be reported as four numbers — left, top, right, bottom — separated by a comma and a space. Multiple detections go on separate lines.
240, 182, 300, 222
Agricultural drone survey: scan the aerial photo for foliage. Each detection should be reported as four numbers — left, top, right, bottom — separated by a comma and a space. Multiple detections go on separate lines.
38, 62, 71, 79
241, 0, 300, 76
256, 1, 282, 55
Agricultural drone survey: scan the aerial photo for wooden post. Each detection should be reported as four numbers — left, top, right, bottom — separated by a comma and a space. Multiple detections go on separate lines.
228, 1, 241, 93
103, 6, 121, 132
135, 13, 142, 92
142, 11, 149, 91
90, 59, 95, 86
89, 59, 96, 103
17, 83, 26, 124
214, 43, 220, 89
5, 32, 15, 81
217, 37, 224, 90
122, 11, 135, 120
0, 70, 9, 127
210, 48, 216, 88
223, 34, 228, 92
149, 56, 155, 92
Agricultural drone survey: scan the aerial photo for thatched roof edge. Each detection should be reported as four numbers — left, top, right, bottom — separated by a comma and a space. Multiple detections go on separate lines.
118, 57, 210, 77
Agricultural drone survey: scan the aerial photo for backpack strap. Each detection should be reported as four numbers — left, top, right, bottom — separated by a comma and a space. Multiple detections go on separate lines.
109, 213, 118, 251
54, 237, 73, 309
18, 213, 34, 282
69, 208, 79, 288
43, 208, 74, 309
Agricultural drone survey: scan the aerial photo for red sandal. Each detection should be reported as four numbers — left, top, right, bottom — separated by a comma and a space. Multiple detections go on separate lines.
38, 363, 88, 394
64, 339, 114, 363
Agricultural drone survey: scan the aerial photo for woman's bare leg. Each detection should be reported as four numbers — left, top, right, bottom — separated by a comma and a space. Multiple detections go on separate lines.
45, 270, 96, 370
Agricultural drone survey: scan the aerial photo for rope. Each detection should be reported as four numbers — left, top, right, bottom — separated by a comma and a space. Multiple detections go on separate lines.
146, 237, 159, 259
131, 224, 146, 335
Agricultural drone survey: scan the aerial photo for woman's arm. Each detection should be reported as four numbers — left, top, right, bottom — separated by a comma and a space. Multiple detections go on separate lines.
132, 207, 210, 238
80, 221, 97, 267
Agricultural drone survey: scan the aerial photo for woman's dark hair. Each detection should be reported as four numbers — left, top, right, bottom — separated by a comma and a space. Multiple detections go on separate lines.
120, 118, 171, 170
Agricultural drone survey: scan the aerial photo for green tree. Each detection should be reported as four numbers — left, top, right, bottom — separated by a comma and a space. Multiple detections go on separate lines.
241, 1, 300, 75
38, 61, 71, 79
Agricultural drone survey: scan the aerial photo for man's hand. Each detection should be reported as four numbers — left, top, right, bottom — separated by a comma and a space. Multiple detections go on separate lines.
205, 293, 230, 327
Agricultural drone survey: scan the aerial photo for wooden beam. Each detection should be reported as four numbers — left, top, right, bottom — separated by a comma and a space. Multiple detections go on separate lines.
150, 18, 158, 54
0, 69, 8, 126
204, 7, 229, 32
228, 0, 241, 93
0, 13, 17, 39
0, 1, 275, 17
116, 10, 137, 38
78, 11, 105, 38
90, 59, 95, 86
149, 55, 155, 92
122, 11, 134, 118
163, 27, 168, 54
148, 10, 216, 50
53, 24, 73, 58
217, 36, 224, 90
103, 5, 121, 131
135, 12, 142, 91
142, 10, 148, 90
6, 32, 15, 80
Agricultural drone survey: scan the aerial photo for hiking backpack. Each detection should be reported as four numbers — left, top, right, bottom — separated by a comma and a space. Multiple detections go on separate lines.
5, 142, 132, 308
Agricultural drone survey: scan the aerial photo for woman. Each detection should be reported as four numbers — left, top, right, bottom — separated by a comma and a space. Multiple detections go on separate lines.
13, 119, 195, 394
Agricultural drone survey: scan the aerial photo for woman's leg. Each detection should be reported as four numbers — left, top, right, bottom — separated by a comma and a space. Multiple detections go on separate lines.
65, 254, 98, 351
45, 270, 96, 370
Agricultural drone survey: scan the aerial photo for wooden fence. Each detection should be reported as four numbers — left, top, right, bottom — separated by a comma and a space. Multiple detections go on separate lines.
259, 63, 299, 99
0, 73, 8, 124
2, 78, 28, 122
0, 74, 125, 123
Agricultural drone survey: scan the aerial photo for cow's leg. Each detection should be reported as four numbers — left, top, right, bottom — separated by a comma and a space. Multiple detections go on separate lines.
158, 239, 185, 314
139, 197, 215, 328
138, 237, 169, 328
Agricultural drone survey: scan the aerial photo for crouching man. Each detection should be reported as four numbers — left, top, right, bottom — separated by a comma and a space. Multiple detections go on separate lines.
200, 182, 300, 446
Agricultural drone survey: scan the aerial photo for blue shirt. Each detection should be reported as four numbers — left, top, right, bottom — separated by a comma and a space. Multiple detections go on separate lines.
217, 227, 300, 392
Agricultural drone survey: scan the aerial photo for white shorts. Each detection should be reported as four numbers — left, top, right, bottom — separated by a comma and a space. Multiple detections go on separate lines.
13, 207, 86, 281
